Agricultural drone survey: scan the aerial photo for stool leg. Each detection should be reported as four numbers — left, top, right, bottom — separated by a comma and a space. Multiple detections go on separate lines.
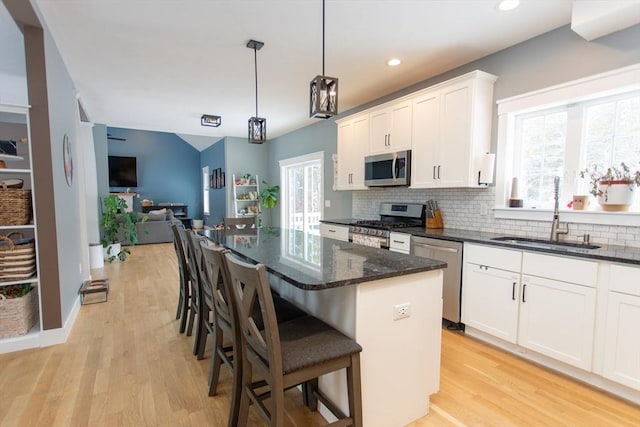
209, 326, 224, 396
347, 353, 363, 427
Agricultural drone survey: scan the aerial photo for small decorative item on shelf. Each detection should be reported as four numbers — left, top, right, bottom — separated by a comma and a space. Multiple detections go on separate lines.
0, 283, 38, 338
580, 162, 640, 211
0, 233, 36, 282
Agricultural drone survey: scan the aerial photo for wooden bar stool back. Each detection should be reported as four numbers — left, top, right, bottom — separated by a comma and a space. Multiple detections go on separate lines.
224, 252, 364, 427
223, 216, 257, 235
177, 226, 200, 342
186, 230, 213, 360
170, 222, 190, 333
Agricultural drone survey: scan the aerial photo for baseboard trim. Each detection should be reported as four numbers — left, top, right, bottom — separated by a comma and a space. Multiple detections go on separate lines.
40, 295, 81, 348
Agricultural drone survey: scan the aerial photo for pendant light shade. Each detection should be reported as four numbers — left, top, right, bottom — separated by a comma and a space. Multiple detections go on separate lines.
247, 39, 266, 144
310, 0, 338, 119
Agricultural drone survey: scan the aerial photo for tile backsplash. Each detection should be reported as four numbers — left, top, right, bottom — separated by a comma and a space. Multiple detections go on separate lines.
352, 187, 640, 248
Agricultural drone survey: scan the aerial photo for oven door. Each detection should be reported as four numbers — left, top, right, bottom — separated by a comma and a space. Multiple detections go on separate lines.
364, 150, 410, 186
350, 233, 388, 249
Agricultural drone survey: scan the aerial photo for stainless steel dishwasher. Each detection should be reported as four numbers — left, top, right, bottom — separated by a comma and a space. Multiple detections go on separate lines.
411, 236, 463, 325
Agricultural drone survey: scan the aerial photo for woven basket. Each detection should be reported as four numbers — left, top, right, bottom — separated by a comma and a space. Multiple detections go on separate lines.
0, 286, 38, 339
0, 233, 36, 282
0, 188, 32, 225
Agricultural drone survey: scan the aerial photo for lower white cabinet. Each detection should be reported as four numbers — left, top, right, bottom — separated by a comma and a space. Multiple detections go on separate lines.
462, 263, 520, 342
462, 244, 597, 370
518, 274, 596, 370
603, 264, 640, 391
319, 223, 349, 242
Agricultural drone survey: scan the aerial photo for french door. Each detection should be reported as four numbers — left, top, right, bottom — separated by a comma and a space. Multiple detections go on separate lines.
279, 152, 323, 234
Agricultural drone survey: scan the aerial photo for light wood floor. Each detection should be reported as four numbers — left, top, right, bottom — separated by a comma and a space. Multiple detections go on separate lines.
1, 243, 638, 426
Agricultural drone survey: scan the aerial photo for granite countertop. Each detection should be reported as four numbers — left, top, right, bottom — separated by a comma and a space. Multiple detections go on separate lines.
321, 219, 640, 265
200, 227, 446, 290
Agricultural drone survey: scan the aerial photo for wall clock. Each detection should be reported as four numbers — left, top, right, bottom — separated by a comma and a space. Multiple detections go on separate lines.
63, 134, 73, 186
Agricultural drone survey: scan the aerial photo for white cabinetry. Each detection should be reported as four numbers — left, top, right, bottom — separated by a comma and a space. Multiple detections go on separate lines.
0, 104, 41, 351
411, 71, 497, 188
462, 244, 522, 342
319, 223, 349, 242
518, 252, 597, 370
603, 264, 640, 391
388, 232, 410, 254
232, 174, 260, 217
336, 114, 368, 190
368, 100, 412, 154
462, 244, 597, 370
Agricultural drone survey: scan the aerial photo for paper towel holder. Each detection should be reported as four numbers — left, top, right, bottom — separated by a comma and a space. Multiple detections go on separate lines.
477, 153, 496, 186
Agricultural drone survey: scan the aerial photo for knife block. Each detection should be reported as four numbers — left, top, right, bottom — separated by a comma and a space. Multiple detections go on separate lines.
427, 210, 444, 229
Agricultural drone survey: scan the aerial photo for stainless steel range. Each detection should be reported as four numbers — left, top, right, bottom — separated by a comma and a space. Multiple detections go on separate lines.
349, 203, 425, 249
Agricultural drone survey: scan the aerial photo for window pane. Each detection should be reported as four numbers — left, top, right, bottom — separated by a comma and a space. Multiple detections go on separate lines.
584, 95, 640, 171
519, 111, 567, 208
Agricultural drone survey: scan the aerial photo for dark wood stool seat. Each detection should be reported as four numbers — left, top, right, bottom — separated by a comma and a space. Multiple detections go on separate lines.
224, 252, 363, 427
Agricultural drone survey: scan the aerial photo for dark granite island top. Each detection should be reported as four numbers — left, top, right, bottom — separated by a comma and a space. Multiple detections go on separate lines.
201, 227, 445, 427
200, 227, 446, 290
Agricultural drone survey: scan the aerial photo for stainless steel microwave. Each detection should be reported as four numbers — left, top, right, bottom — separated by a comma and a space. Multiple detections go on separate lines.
364, 150, 411, 187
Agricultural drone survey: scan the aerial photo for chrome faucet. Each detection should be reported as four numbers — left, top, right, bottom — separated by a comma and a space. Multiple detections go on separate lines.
550, 176, 569, 241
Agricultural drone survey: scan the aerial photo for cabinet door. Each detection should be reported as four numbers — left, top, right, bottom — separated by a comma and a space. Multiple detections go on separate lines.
603, 291, 640, 390
319, 223, 349, 242
388, 100, 412, 152
337, 115, 369, 190
336, 120, 354, 190
461, 262, 520, 343
438, 81, 472, 187
410, 91, 440, 188
518, 275, 596, 370
369, 108, 389, 154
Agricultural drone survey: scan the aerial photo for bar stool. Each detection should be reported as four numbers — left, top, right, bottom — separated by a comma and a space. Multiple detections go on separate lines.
199, 244, 309, 426
224, 252, 363, 427
177, 226, 200, 344
223, 216, 257, 234
170, 222, 190, 333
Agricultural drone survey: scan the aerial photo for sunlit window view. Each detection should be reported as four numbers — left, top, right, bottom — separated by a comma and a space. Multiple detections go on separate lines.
514, 91, 640, 209
280, 152, 323, 234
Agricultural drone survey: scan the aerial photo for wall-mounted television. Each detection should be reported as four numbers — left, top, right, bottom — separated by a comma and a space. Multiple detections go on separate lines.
108, 155, 138, 187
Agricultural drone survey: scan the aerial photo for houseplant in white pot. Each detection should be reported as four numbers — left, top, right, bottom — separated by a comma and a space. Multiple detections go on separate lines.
100, 195, 146, 262
580, 162, 640, 211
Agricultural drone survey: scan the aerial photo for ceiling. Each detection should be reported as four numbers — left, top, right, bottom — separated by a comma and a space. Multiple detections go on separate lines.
6, 1, 620, 149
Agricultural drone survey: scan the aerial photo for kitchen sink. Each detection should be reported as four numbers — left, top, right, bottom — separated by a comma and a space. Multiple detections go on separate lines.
490, 236, 601, 250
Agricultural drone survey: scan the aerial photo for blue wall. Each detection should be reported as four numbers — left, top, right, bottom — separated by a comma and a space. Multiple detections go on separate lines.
106, 127, 202, 217
200, 139, 226, 226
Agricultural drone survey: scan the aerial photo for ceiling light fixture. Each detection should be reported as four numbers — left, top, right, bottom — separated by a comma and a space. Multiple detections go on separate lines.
201, 114, 222, 127
387, 58, 402, 67
247, 39, 266, 144
310, 0, 338, 119
497, 0, 520, 12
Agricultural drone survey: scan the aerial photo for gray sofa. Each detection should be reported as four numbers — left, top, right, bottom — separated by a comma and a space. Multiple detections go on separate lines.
123, 208, 179, 245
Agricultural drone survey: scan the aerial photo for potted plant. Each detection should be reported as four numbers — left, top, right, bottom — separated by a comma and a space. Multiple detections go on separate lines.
580, 162, 640, 211
260, 181, 279, 209
100, 195, 146, 262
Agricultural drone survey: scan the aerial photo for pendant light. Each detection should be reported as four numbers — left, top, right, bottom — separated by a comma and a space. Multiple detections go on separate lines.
310, 0, 338, 119
247, 39, 266, 143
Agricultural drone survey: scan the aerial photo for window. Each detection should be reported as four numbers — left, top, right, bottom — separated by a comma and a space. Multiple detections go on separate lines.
496, 64, 640, 224
202, 166, 210, 215
279, 152, 324, 234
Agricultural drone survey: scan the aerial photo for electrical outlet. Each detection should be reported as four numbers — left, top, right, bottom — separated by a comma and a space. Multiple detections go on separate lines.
393, 302, 411, 320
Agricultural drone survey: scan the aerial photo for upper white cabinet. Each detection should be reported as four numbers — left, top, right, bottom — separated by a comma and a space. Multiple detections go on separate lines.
336, 113, 369, 190
411, 71, 497, 188
368, 100, 412, 154
603, 264, 640, 391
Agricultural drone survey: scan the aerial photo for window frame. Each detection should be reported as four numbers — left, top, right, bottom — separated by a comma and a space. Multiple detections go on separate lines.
495, 63, 640, 227
202, 166, 210, 216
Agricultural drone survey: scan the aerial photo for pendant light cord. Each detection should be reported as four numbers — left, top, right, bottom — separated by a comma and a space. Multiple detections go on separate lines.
322, 0, 325, 76
253, 46, 259, 117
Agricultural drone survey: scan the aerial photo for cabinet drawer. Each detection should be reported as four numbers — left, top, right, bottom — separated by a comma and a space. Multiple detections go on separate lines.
610, 264, 640, 296
319, 223, 349, 242
522, 252, 597, 287
389, 232, 411, 253
464, 243, 521, 271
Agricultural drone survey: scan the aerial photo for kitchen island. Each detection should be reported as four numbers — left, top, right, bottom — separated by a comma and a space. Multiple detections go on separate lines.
201, 227, 446, 427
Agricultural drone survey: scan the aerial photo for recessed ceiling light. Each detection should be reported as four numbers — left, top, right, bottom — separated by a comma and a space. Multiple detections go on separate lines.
387, 58, 401, 67
497, 0, 520, 11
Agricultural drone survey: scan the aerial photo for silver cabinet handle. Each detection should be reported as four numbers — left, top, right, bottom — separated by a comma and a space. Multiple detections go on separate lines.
413, 242, 459, 253
437, 165, 441, 179
433, 166, 436, 179
388, 133, 391, 146
522, 284, 527, 303
392, 240, 407, 244
512, 281, 516, 300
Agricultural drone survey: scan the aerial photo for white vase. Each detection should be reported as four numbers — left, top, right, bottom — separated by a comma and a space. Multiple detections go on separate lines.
103, 242, 121, 260
597, 181, 634, 211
